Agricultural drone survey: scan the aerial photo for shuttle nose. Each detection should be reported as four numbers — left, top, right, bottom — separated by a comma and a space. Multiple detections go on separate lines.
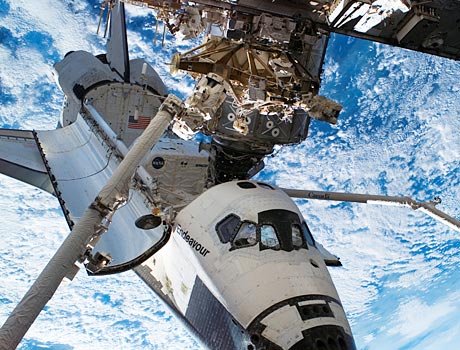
246, 296, 356, 350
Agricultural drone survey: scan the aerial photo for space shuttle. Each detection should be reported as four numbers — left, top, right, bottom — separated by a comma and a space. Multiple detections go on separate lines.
1, 1, 459, 349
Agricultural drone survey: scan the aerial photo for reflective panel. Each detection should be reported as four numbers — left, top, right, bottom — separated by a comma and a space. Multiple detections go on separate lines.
36, 116, 165, 274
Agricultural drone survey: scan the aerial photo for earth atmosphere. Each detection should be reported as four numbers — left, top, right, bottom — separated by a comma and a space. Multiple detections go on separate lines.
1, 1, 459, 349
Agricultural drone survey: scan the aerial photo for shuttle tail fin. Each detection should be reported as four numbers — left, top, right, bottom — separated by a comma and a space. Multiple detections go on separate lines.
106, 0, 130, 82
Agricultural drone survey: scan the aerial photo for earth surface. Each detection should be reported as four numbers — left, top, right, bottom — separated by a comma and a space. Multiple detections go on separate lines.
0, 1, 459, 349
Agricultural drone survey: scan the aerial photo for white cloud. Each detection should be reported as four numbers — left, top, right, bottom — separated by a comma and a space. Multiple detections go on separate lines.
388, 295, 458, 340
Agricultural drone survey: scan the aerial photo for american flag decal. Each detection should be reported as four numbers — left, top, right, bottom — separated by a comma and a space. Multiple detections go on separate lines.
128, 115, 151, 129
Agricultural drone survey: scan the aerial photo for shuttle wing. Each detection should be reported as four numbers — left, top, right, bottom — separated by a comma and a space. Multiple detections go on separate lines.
316, 242, 342, 267
0, 129, 53, 194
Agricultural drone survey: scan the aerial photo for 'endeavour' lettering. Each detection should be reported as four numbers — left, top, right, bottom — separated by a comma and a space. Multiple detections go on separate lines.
176, 225, 210, 257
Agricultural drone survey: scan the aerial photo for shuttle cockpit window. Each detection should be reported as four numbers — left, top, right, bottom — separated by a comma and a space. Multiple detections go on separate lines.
216, 211, 316, 252
258, 209, 307, 251
216, 214, 241, 243
260, 225, 280, 250
233, 222, 257, 248
301, 221, 316, 248
291, 224, 304, 249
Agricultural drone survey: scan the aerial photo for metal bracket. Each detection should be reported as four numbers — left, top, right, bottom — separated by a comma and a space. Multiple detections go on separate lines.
85, 251, 113, 273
